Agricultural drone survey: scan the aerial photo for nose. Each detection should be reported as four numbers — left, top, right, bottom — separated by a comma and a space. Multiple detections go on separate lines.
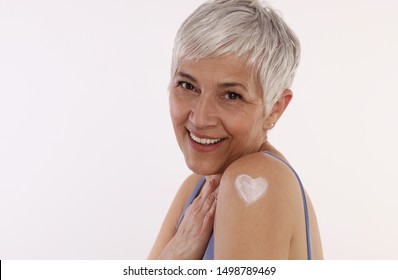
189, 94, 218, 128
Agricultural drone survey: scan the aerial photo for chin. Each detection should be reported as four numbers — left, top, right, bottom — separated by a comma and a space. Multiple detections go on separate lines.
185, 158, 222, 176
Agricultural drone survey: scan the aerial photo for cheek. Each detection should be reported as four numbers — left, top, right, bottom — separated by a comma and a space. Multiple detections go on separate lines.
223, 113, 259, 136
169, 92, 190, 124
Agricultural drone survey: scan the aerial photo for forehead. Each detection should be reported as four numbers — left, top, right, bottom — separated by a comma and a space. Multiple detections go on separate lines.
176, 54, 257, 86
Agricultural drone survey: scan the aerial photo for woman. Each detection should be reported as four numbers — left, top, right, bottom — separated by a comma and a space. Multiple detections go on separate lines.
148, 0, 323, 259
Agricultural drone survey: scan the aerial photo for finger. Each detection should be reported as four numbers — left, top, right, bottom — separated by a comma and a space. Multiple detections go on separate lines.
203, 190, 217, 210
196, 182, 214, 202
198, 175, 222, 200
200, 194, 218, 234
209, 174, 222, 187
179, 192, 217, 237
209, 175, 221, 198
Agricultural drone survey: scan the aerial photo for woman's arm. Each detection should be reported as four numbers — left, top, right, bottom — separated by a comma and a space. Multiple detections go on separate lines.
214, 152, 309, 259
147, 174, 201, 259
148, 173, 221, 259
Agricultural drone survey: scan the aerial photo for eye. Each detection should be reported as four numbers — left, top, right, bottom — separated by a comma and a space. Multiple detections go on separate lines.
223, 91, 242, 100
177, 81, 195, 91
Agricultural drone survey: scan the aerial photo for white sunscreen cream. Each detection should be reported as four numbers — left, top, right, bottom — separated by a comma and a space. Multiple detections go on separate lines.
235, 174, 268, 205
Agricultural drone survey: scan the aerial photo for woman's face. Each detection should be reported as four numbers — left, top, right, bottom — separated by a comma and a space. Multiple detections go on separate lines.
169, 55, 268, 175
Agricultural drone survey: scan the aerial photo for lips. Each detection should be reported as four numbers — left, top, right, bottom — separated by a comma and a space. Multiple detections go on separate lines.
189, 131, 224, 145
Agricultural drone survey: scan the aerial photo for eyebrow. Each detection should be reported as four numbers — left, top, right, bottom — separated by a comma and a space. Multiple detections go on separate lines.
219, 82, 248, 91
176, 71, 248, 91
176, 72, 198, 83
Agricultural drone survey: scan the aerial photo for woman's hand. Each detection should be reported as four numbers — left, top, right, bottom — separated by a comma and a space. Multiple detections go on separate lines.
157, 175, 221, 259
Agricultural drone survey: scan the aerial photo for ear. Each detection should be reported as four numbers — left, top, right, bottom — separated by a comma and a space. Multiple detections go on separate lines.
264, 89, 293, 129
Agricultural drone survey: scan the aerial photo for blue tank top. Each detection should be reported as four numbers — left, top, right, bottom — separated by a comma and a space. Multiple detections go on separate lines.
176, 151, 313, 260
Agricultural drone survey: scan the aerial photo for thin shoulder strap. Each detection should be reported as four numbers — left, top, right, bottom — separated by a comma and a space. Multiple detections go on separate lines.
176, 176, 206, 229
262, 151, 313, 260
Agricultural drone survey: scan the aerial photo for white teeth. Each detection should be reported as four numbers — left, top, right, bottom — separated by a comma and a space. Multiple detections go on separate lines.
190, 132, 223, 145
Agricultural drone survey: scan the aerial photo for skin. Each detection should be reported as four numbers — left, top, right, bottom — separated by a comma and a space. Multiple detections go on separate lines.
169, 56, 269, 176
148, 54, 323, 259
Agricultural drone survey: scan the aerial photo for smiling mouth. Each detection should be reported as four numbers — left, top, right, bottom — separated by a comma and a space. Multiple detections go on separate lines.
189, 131, 224, 145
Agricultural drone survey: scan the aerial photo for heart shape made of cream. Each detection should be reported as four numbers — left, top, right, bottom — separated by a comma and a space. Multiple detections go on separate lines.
235, 174, 268, 205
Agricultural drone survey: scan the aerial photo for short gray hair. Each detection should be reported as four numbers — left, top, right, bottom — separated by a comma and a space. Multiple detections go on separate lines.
171, 0, 300, 116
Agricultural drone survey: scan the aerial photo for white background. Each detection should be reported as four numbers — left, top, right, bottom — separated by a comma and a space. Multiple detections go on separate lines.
0, 0, 397, 259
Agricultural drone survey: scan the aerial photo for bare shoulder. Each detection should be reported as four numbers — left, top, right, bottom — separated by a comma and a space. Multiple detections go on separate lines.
177, 173, 203, 200
158, 173, 203, 224
163, 173, 203, 225
214, 152, 308, 259
220, 151, 301, 202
